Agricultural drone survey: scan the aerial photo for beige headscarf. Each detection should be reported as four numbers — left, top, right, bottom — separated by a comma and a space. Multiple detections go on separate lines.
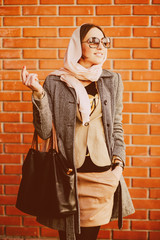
49, 25, 107, 125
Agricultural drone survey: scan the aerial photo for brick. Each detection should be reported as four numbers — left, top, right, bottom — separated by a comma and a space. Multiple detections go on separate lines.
40, 17, 74, 26
126, 146, 148, 156
3, 60, 37, 70
113, 38, 149, 48
3, 39, 37, 48
0, 134, 20, 143
0, 50, 21, 58
0, 175, 20, 184
6, 227, 39, 237
0, 6, 20, 15
5, 144, 30, 154
23, 6, 57, 15
23, 135, 33, 144
151, 61, 160, 69
122, 114, 130, 123
59, 28, 76, 37
150, 232, 160, 240
124, 125, 148, 134
0, 206, 4, 215
0, 28, 20, 37
6, 206, 26, 215
150, 211, 160, 220
133, 93, 160, 102
5, 185, 19, 195
123, 92, 130, 102
96, 6, 131, 15
133, 50, 160, 59
23, 217, 41, 226
150, 189, 160, 198
134, 6, 160, 15
133, 179, 160, 188
132, 114, 160, 124
4, 17, 37, 26
114, 60, 148, 69
152, 0, 160, 2
77, 0, 112, 3
0, 92, 20, 101
150, 147, 160, 156
4, 0, 38, 4
77, 16, 111, 26
151, 38, 160, 47
0, 196, 16, 205
39, 60, 63, 69
114, 16, 149, 26
123, 103, 149, 113
0, 216, 21, 225
23, 49, 57, 59
125, 210, 147, 220
0, 154, 21, 164
133, 28, 160, 37
23, 28, 57, 37
5, 165, 22, 174
133, 136, 160, 145
124, 135, 130, 145
150, 168, 160, 178
0, 71, 20, 80
151, 104, 160, 113
39, 38, 69, 48
124, 82, 148, 91
116, 71, 130, 80
40, 0, 74, 3
115, 0, 149, 2
132, 71, 160, 80
0, 113, 20, 122
152, 16, 160, 26
129, 188, 147, 198
150, 125, 160, 134
108, 49, 130, 59
123, 167, 148, 177
97, 230, 111, 239
132, 157, 160, 167
132, 220, 160, 230
113, 230, 147, 240
22, 92, 32, 101
102, 27, 131, 37
3, 81, 28, 91
41, 228, 59, 237
60, 6, 93, 15
23, 113, 33, 123
4, 102, 32, 112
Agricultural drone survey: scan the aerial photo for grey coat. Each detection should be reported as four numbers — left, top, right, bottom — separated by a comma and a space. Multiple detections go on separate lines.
32, 69, 135, 239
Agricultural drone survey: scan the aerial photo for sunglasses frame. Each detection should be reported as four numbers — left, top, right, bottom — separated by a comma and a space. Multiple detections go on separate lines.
82, 37, 111, 49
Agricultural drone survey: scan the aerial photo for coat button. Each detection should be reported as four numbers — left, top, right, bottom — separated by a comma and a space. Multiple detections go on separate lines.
104, 100, 107, 105
84, 122, 89, 126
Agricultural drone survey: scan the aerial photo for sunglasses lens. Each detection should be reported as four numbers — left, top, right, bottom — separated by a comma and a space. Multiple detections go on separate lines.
102, 37, 110, 48
88, 37, 100, 48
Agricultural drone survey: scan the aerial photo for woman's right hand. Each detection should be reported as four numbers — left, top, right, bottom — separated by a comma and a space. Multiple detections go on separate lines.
21, 66, 43, 96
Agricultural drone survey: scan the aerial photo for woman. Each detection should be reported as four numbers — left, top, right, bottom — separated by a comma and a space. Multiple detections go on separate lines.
22, 23, 135, 240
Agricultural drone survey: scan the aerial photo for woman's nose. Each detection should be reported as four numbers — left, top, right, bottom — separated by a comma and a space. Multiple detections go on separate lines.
97, 42, 103, 49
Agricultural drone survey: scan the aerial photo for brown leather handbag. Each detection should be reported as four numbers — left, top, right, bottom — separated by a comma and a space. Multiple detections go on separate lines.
16, 124, 77, 217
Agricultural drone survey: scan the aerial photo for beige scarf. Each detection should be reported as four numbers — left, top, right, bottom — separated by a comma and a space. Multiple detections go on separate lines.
49, 25, 107, 125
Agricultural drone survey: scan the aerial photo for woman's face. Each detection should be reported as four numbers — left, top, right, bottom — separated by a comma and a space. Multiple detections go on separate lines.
79, 27, 107, 68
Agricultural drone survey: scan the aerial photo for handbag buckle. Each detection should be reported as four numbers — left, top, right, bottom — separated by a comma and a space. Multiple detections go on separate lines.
66, 168, 73, 175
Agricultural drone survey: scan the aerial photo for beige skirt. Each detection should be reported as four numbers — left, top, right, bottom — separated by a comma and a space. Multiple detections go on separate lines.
77, 169, 119, 227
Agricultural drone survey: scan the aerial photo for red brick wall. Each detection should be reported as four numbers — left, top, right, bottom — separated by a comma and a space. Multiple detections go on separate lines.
0, 0, 160, 239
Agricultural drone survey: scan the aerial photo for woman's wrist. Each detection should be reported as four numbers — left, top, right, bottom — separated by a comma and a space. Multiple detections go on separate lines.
33, 88, 44, 99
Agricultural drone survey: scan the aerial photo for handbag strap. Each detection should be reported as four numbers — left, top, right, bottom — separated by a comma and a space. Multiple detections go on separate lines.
31, 122, 58, 153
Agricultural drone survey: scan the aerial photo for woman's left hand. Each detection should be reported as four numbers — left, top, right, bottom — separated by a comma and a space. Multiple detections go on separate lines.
111, 166, 123, 181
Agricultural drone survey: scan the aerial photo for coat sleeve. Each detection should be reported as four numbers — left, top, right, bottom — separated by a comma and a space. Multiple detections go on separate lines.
32, 76, 53, 140
112, 73, 126, 164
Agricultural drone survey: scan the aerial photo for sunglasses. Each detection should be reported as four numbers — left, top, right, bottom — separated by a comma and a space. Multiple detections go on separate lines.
82, 37, 110, 49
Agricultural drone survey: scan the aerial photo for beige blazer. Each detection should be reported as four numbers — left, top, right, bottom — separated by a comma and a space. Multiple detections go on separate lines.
75, 95, 111, 168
